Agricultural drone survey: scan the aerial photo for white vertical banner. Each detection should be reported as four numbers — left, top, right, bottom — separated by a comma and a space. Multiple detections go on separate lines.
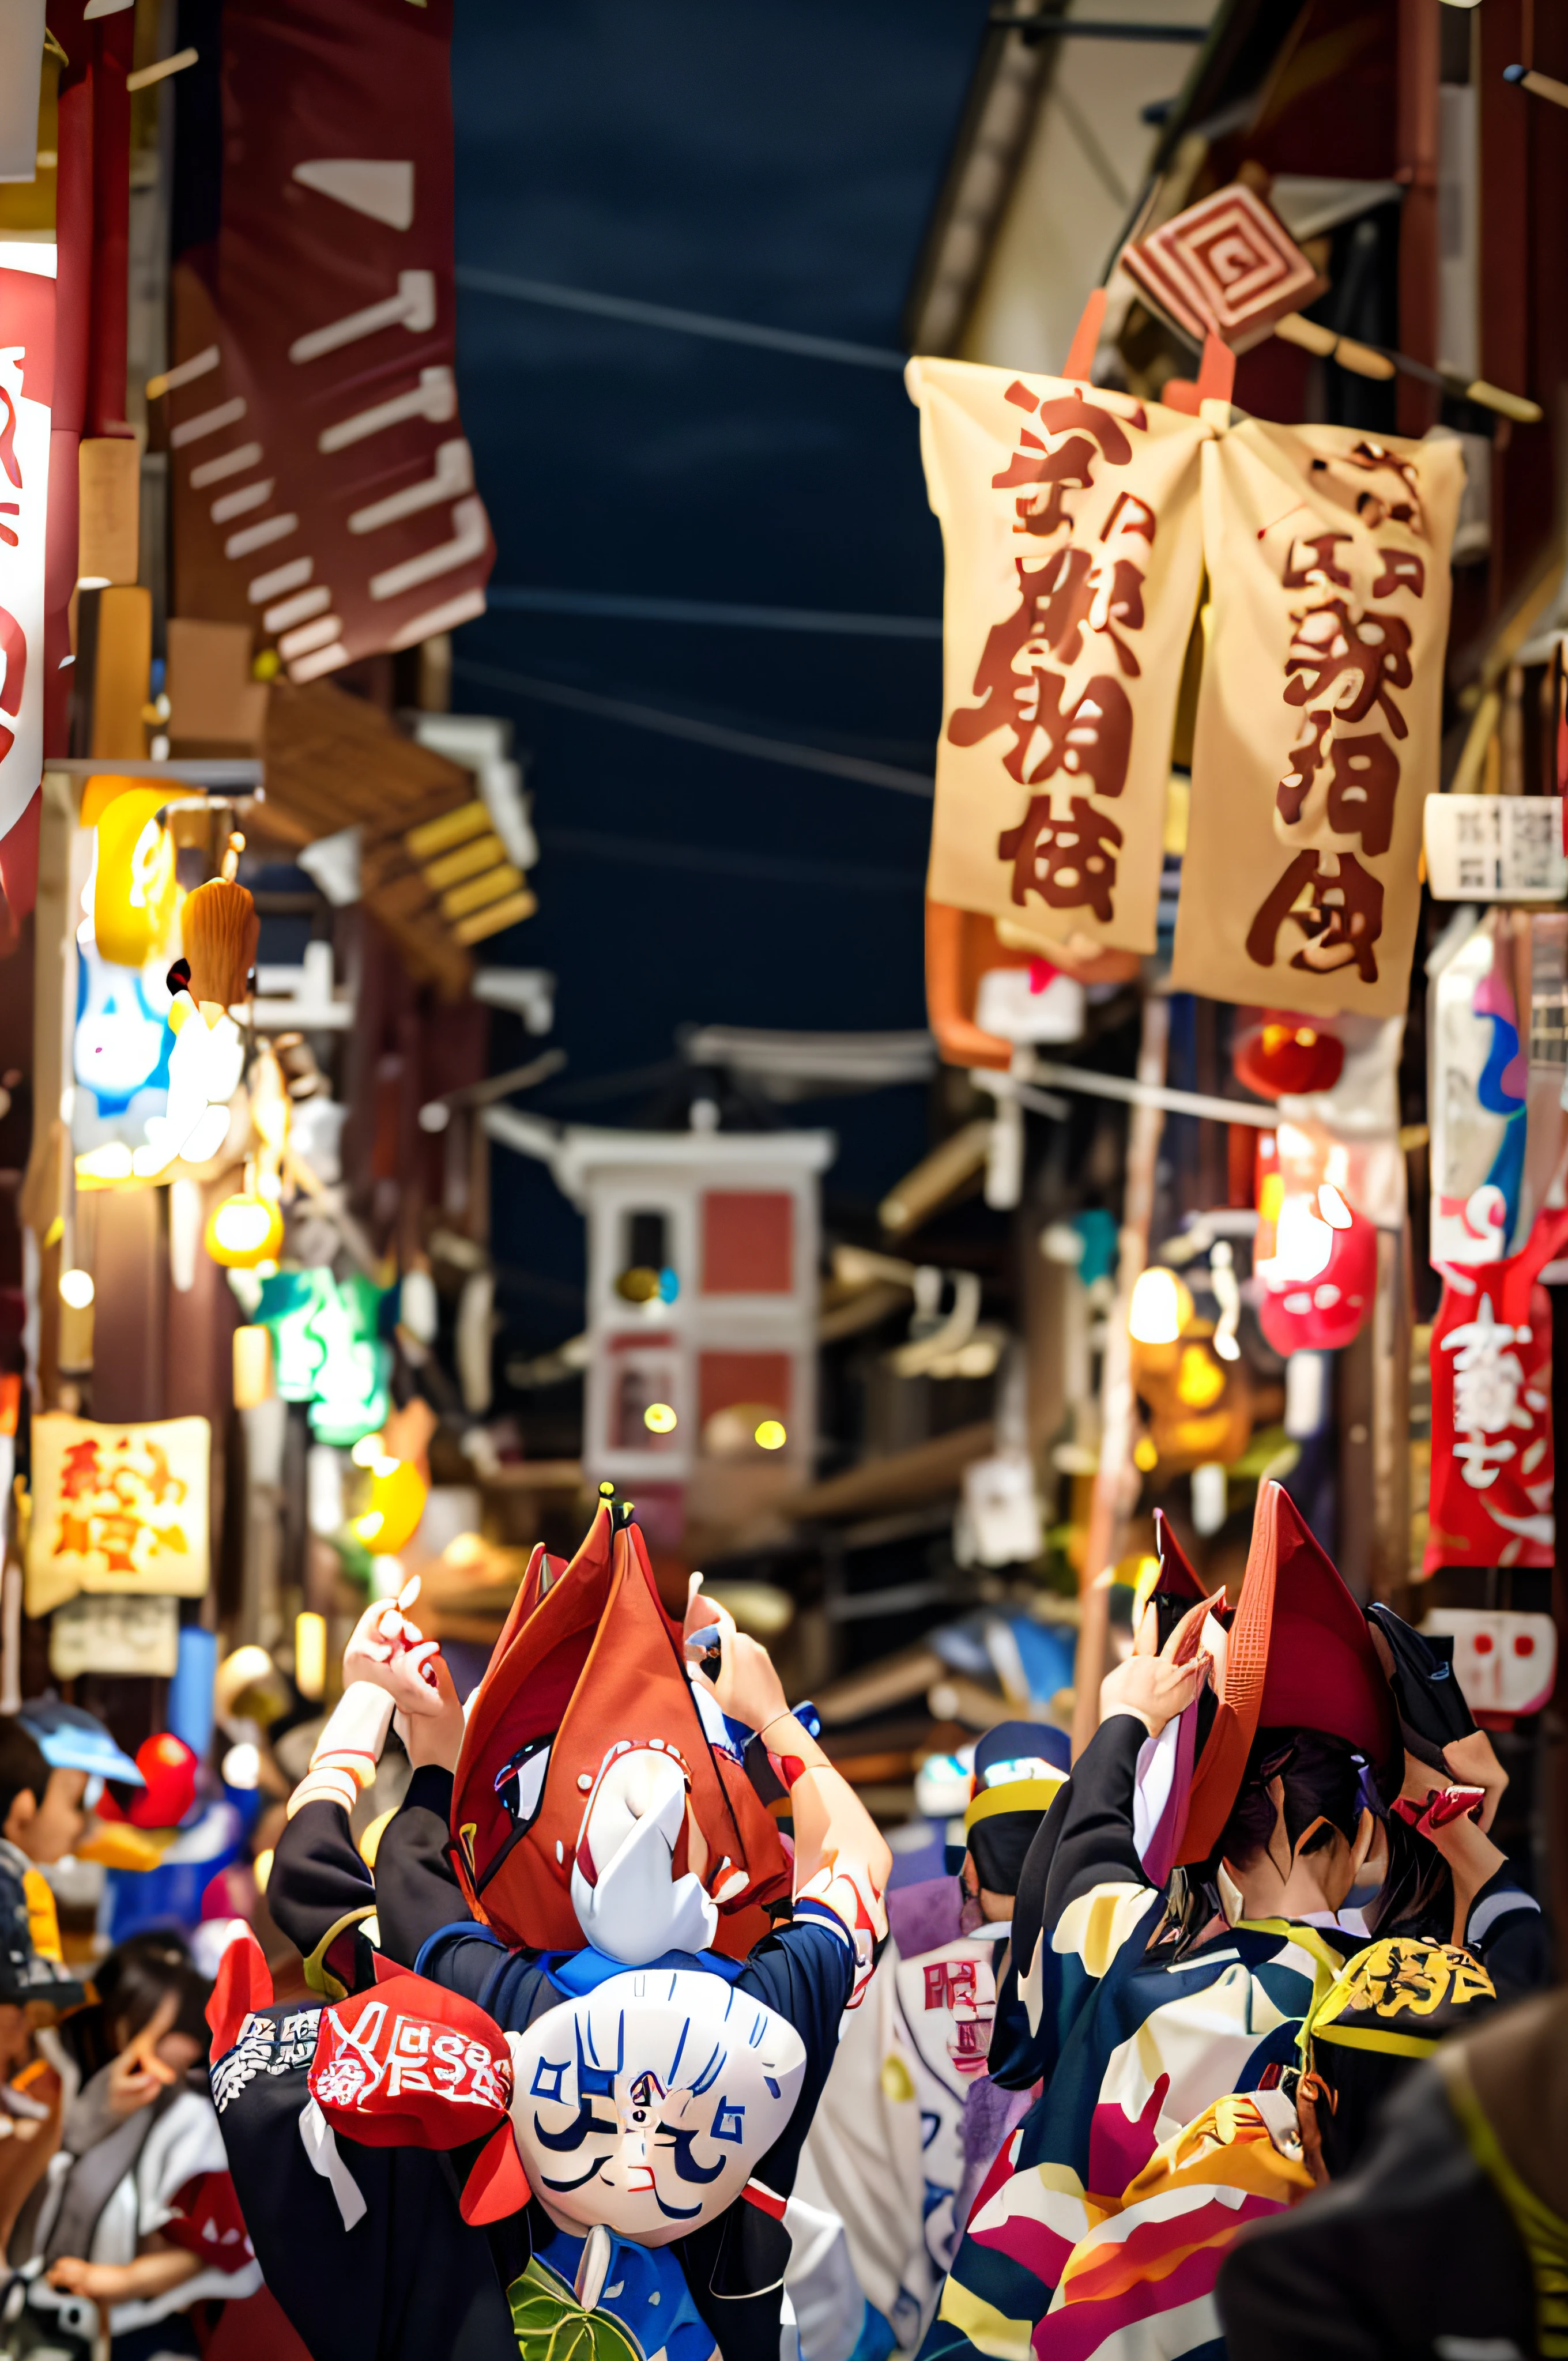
0, 247, 53, 847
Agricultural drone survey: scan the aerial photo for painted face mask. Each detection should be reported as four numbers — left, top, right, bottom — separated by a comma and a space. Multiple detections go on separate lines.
508, 1967, 806, 2246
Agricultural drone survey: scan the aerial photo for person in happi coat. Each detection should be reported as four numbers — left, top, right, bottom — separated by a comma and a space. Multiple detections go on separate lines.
919, 1480, 1536, 2361
227, 1495, 890, 2361
1218, 1982, 1566, 2360
791, 1721, 1069, 2353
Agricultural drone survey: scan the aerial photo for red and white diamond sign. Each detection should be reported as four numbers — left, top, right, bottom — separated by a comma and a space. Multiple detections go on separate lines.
1122, 184, 1326, 352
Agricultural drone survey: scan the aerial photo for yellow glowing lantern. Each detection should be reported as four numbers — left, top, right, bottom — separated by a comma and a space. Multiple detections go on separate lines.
92, 786, 178, 968
754, 1419, 787, 1451
295, 1611, 327, 1703
205, 1190, 284, 1269
1128, 1266, 1189, 1347
232, 1324, 273, 1409
353, 1455, 428, 1555
643, 1402, 678, 1434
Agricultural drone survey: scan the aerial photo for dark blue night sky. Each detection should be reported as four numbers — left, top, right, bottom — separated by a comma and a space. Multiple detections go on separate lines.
446, 0, 991, 1347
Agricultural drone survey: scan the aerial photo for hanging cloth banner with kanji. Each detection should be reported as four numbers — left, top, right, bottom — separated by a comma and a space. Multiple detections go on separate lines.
907, 357, 1210, 958
26, 1413, 210, 1617
1171, 421, 1463, 1017
1424, 1206, 1568, 1574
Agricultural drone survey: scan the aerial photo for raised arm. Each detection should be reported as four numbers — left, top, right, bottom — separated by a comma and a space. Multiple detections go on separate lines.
685, 1584, 891, 2003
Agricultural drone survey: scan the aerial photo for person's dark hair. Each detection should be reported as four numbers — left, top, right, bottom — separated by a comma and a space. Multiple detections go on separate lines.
0, 1718, 52, 1830
96, 1931, 212, 2057
1219, 1729, 1377, 1871
1364, 1808, 1452, 1941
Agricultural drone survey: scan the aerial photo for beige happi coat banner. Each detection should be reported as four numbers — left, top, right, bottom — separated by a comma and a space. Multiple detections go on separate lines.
1172, 420, 1463, 1016
26, 1413, 210, 1617
909, 357, 1210, 957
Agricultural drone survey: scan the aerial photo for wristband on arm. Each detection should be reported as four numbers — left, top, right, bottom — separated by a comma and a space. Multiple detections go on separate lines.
287, 1684, 395, 1820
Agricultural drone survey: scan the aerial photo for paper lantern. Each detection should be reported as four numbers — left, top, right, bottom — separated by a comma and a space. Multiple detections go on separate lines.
1256, 1182, 1376, 1353
232, 1324, 273, 1408
353, 1455, 428, 1555
205, 1190, 284, 1270
294, 1611, 327, 1703
1232, 1010, 1344, 1100
93, 786, 179, 969
1129, 1267, 1190, 1347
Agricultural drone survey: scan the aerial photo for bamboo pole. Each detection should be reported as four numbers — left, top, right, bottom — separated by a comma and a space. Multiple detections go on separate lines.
1071, 993, 1170, 1760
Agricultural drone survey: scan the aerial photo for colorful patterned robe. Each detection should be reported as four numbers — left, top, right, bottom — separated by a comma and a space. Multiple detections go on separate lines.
919, 1714, 1354, 2361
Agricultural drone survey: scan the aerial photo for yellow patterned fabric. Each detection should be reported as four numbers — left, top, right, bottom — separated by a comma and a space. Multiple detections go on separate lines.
20, 1869, 61, 1964
1309, 1938, 1494, 2049
1443, 2049, 1568, 2359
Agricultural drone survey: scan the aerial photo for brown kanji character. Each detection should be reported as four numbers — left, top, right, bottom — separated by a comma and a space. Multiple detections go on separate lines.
1325, 731, 1400, 854
1012, 547, 1145, 677
1309, 441, 1426, 537
997, 793, 1124, 924
1282, 533, 1353, 591
54, 1513, 92, 1558
93, 1513, 142, 1573
1284, 599, 1413, 738
1276, 710, 1330, 825
1276, 718, 1400, 852
949, 596, 1134, 792
1099, 490, 1156, 545
993, 433, 1101, 539
1372, 547, 1426, 599
1245, 850, 1384, 983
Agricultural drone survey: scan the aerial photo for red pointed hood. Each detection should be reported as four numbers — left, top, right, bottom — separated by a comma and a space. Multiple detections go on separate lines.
1152, 1507, 1208, 1607
1178, 1482, 1396, 1864
450, 1502, 789, 1956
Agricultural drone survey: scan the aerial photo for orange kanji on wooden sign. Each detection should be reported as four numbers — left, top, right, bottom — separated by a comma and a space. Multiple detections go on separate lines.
26, 1414, 210, 1616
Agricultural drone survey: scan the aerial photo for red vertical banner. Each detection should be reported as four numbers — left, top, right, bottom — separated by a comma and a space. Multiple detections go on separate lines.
167, 0, 492, 680
0, 257, 55, 848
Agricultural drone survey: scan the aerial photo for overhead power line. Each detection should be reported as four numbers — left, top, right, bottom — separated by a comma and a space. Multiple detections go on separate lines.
454, 265, 907, 371
487, 583, 941, 638
453, 657, 936, 799
539, 825, 924, 895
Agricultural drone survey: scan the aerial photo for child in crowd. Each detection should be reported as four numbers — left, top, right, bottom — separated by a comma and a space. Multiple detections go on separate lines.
0, 1719, 101, 2011
6, 1933, 259, 2361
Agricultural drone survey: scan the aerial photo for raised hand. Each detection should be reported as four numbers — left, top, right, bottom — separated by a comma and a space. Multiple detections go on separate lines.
344, 1576, 445, 1719
1100, 1608, 1213, 1738
683, 1575, 788, 1739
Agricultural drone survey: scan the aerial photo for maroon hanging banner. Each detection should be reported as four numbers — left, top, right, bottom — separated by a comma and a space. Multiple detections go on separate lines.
0, 254, 53, 849
167, 0, 492, 684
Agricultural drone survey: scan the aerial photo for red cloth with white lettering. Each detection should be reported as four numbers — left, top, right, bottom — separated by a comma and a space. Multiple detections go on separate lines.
307, 1972, 512, 2150
1426, 1208, 1568, 1572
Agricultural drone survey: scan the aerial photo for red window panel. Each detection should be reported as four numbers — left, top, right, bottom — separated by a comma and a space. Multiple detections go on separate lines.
698, 1351, 791, 1431
700, 1191, 793, 1294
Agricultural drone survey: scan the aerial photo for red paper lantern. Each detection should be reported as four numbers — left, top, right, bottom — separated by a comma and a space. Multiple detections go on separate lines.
1233, 1010, 1345, 1100
1256, 1182, 1376, 1353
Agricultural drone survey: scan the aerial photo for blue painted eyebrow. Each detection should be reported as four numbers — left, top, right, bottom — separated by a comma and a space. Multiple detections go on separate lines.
655, 2127, 726, 2185
540, 2156, 609, 2193
532, 2098, 617, 2151
689, 2041, 725, 2098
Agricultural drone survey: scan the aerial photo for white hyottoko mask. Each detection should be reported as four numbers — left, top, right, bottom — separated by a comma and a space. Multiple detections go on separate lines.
569, 1743, 718, 1964
508, 1967, 806, 2245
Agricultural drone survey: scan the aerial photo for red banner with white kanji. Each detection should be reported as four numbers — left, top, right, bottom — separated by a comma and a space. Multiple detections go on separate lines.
1171, 420, 1463, 1017
908, 357, 1209, 959
1425, 1208, 1568, 1573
